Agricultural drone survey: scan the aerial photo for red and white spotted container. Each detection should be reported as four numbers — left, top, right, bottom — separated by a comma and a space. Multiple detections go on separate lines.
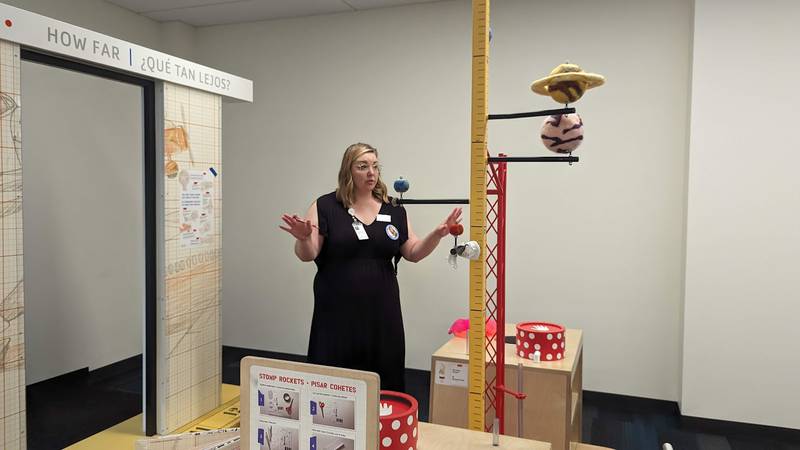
379, 390, 419, 450
516, 322, 566, 362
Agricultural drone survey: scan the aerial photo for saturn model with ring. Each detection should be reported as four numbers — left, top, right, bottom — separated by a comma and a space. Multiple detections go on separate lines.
531, 62, 605, 104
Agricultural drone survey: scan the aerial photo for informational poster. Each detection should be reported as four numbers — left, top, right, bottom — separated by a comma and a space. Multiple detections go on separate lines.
249, 365, 368, 450
179, 169, 214, 247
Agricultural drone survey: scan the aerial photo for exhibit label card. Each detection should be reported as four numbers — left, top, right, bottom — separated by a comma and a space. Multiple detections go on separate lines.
434, 360, 468, 387
249, 365, 367, 450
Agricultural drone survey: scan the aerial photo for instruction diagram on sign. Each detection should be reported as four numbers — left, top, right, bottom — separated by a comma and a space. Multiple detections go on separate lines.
250, 366, 367, 450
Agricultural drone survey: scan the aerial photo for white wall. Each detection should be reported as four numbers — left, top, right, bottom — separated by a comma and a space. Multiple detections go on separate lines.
158, 20, 197, 62
195, 0, 692, 401
682, 0, 800, 429
21, 60, 144, 385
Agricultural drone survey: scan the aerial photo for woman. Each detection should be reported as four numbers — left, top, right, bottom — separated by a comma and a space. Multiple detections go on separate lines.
280, 142, 461, 392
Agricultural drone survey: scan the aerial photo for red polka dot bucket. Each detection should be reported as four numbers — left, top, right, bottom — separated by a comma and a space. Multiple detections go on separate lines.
379, 390, 419, 450
516, 322, 566, 362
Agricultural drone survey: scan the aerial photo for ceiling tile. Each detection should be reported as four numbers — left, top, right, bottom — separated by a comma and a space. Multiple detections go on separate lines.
343, 0, 443, 10
142, 0, 353, 26
106, 0, 243, 14
107, 0, 449, 26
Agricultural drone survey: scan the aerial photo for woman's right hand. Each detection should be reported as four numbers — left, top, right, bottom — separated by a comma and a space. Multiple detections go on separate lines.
280, 214, 313, 241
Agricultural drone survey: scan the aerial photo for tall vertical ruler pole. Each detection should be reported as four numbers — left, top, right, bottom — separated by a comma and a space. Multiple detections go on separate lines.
468, 0, 490, 432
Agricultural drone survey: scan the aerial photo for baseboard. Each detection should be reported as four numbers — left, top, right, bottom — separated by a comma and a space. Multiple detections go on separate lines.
404, 367, 430, 377
89, 354, 142, 384
26, 366, 88, 388
27, 354, 143, 389
222, 345, 308, 364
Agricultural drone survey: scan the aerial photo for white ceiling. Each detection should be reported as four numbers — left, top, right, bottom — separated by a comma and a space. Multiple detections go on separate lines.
106, 0, 447, 26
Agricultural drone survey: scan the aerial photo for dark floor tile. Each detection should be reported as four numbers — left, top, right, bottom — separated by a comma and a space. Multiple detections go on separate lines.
729, 439, 775, 450
26, 364, 142, 450
630, 417, 661, 450
696, 433, 734, 450
658, 429, 701, 450
773, 443, 800, 450
589, 416, 627, 449
582, 403, 599, 440
683, 417, 800, 447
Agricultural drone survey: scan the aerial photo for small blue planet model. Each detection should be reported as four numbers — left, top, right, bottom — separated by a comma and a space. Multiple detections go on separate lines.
393, 177, 410, 195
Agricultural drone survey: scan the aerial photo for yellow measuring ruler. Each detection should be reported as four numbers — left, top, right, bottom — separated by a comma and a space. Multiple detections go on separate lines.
468, 0, 490, 432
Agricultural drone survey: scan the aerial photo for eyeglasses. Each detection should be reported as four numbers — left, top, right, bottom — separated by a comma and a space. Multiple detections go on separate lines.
353, 162, 382, 172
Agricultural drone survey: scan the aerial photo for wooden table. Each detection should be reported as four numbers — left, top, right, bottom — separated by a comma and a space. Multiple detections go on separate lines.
429, 325, 583, 450
418, 421, 551, 449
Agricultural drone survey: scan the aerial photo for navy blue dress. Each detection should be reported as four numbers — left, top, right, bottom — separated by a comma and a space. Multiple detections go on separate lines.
308, 192, 408, 392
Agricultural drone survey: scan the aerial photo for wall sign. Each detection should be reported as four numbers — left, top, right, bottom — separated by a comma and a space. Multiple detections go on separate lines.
0, 2, 253, 102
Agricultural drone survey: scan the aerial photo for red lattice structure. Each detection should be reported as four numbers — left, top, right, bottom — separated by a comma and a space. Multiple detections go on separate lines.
484, 153, 507, 432
483, 152, 529, 434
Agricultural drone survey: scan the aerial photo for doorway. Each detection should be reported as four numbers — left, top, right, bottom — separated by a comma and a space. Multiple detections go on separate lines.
20, 50, 157, 447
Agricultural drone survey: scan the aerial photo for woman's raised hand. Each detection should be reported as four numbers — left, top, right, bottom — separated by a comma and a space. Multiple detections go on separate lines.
436, 207, 463, 238
280, 214, 313, 241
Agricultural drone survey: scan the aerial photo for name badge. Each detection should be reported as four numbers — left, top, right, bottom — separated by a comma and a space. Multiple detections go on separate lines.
352, 222, 369, 240
376, 214, 391, 223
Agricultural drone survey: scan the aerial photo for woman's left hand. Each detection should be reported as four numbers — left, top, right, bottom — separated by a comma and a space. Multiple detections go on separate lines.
435, 207, 463, 238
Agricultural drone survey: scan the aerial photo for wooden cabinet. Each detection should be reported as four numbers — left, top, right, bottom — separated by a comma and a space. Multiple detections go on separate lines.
429, 325, 583, 450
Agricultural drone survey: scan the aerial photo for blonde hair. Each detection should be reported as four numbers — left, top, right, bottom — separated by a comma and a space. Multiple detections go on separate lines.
336, 142, 389, 207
